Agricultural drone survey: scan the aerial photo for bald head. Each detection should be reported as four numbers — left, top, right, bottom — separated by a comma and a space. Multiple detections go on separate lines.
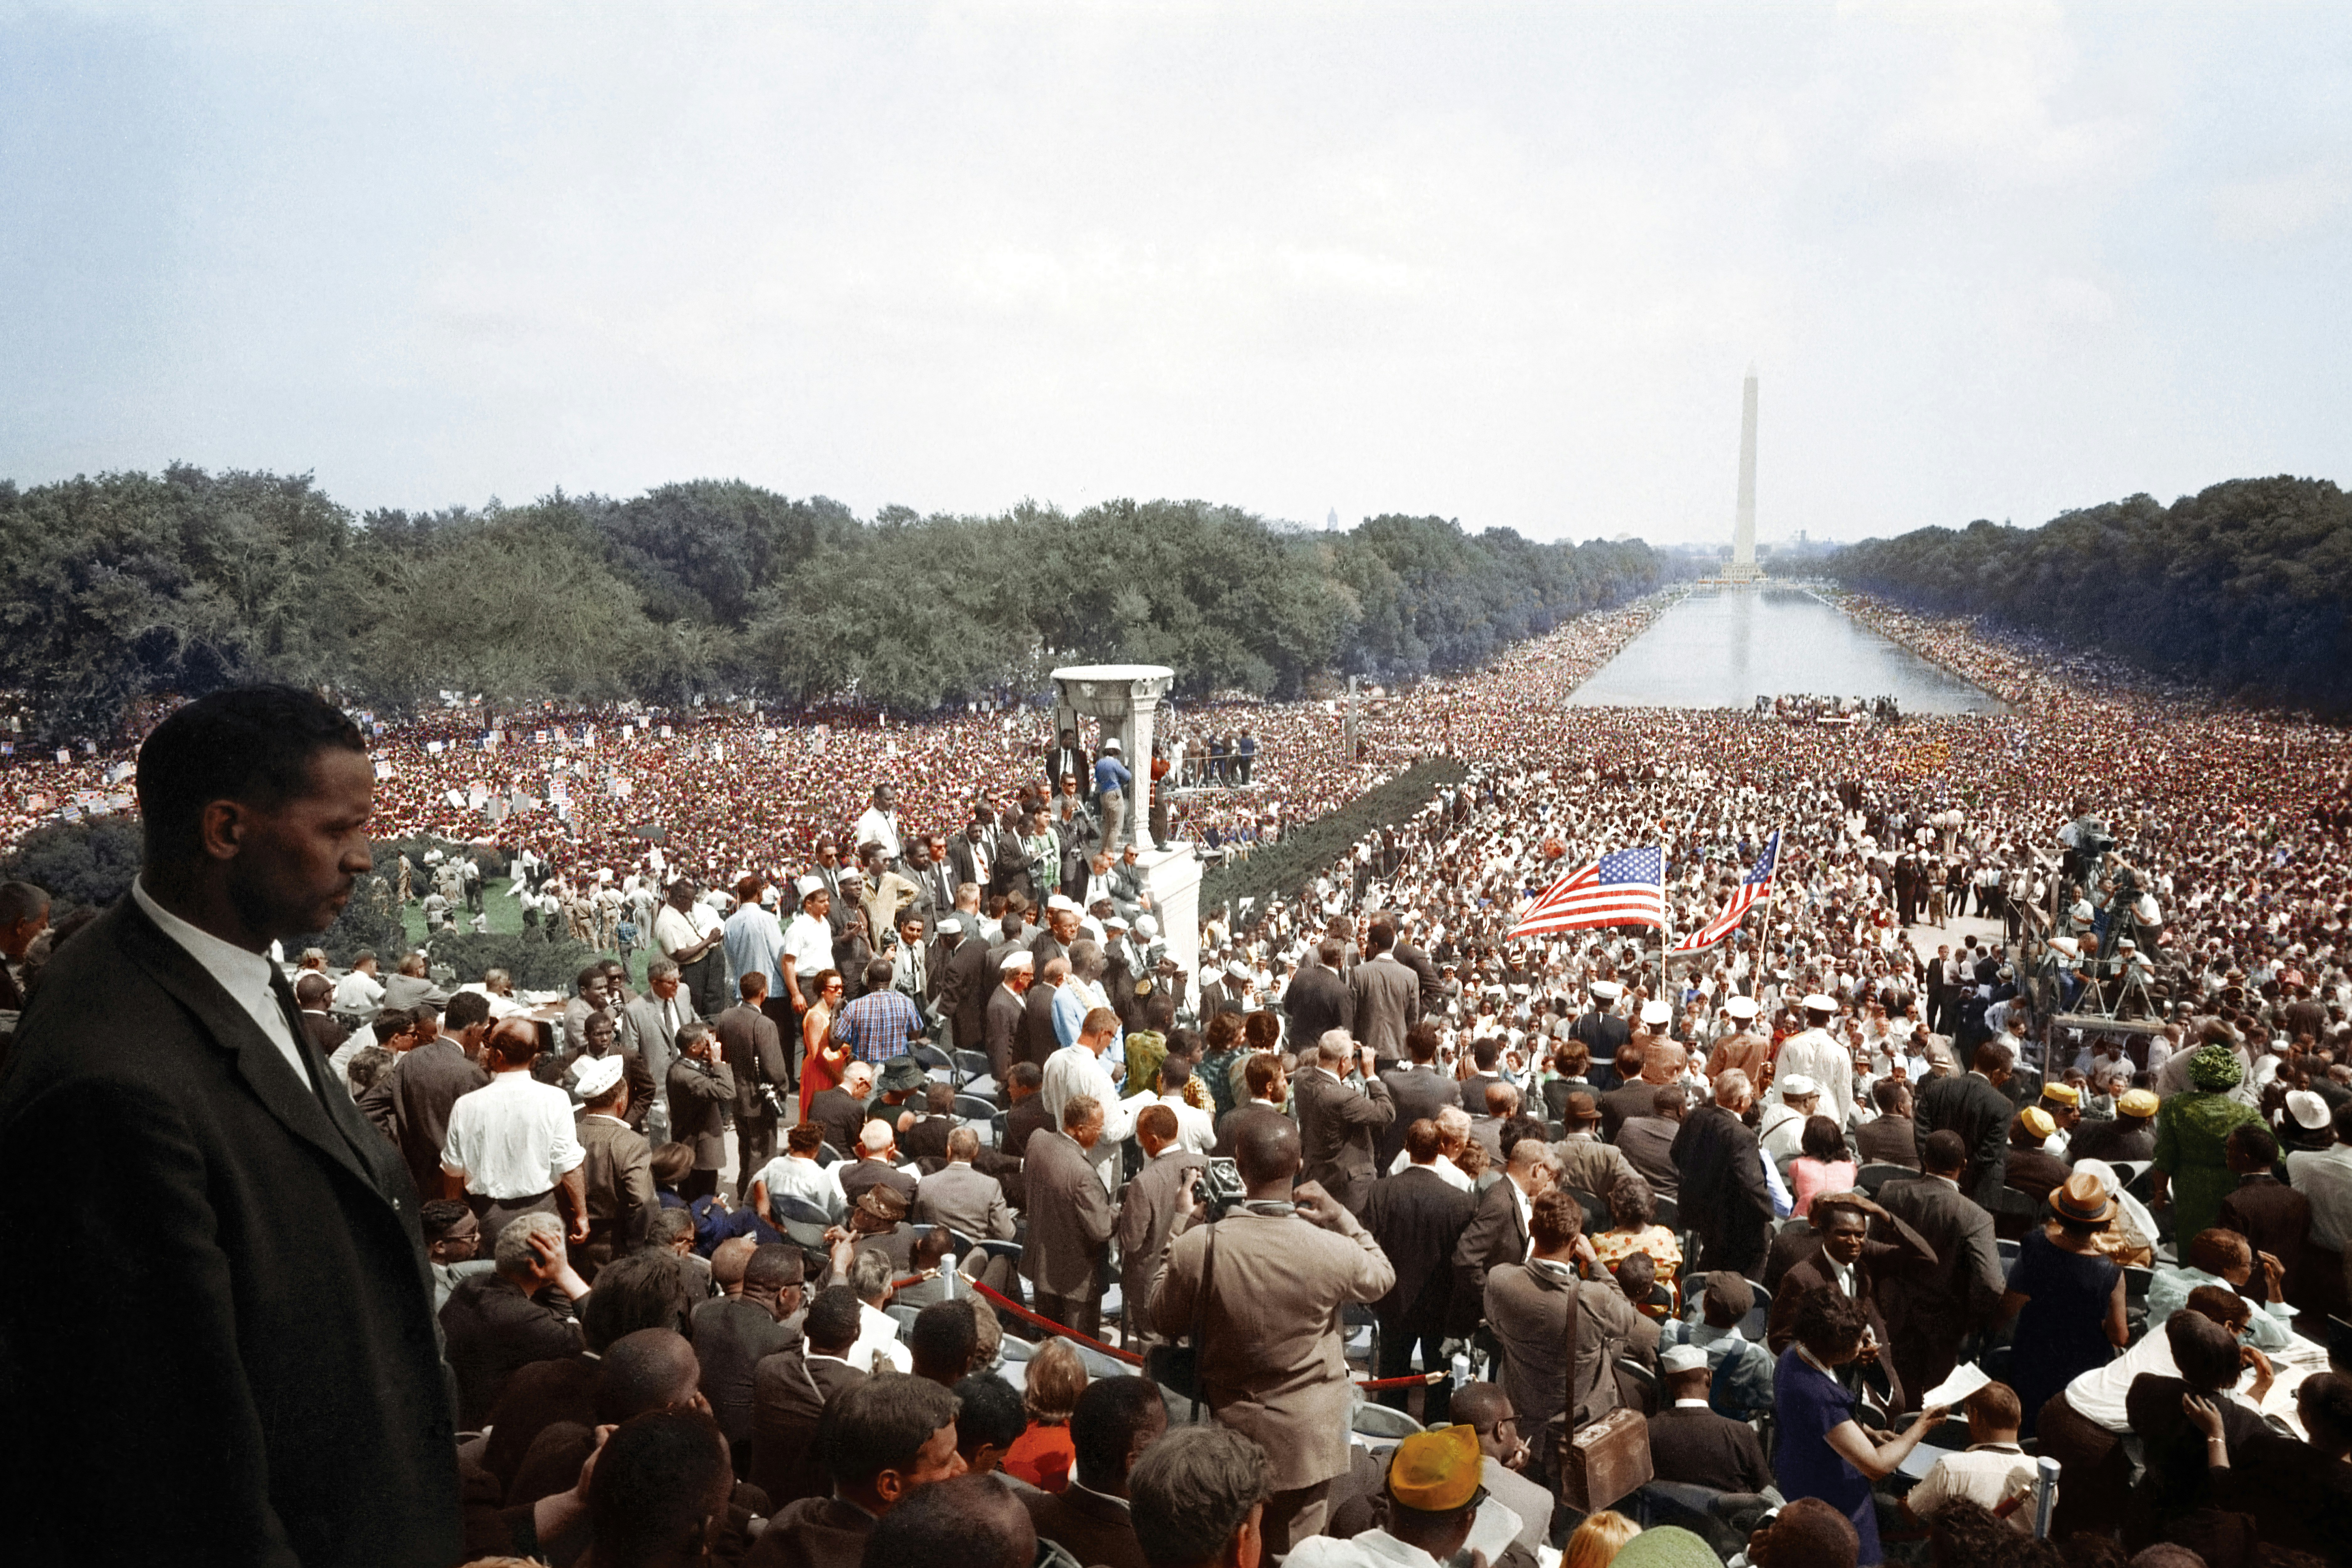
1316, 1028, 1354, 1066
594, 1328, 703, 1424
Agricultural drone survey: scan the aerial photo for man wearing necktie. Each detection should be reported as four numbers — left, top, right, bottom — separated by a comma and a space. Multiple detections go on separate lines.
0, 686, 461, 1567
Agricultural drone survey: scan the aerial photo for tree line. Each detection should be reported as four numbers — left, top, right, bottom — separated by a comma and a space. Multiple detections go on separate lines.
1822, 476, 2352, 714
0, 466, 1666, 743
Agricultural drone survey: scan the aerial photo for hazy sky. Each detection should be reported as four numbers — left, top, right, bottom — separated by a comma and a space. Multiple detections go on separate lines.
4, 3, 2347, 545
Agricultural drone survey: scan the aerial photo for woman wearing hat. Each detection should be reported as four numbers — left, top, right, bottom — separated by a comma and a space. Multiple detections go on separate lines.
1998, 1171, 2128, 1439
2151, 1043, 2264, 1241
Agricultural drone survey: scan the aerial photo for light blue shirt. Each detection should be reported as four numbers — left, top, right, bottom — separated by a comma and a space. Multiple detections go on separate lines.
1093, 754, 1132, 796
1053, 983, 1089, 1050
1762, 1148, 1793, 1218
722, 901, 789, 992
2146, 1264, 2295, 1350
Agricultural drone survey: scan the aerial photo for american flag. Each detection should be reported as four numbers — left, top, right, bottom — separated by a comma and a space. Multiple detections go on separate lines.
1507, 845, 1667, 940
1671, 832, 1781, 953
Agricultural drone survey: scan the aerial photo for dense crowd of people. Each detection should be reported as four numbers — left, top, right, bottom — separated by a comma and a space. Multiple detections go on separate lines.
3, 582, 2352, 1568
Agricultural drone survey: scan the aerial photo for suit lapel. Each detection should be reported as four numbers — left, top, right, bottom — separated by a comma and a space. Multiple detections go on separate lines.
116, 901, 384, 1196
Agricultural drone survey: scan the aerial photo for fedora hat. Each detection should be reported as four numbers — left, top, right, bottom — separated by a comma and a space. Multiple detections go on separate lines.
2050, 1170, 2118, 1226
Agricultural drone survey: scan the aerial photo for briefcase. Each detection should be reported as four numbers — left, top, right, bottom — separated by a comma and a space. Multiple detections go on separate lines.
1558, 1403, 1652, 1513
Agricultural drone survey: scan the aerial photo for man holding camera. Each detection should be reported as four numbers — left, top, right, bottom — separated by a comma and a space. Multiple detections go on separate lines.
1294, 1028, 1396, 1214
714, 971, 792, 1201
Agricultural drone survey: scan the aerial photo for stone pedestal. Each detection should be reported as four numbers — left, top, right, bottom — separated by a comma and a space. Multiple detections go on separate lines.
1050, 664, 1175, 853
1134, 844, 1202, 1002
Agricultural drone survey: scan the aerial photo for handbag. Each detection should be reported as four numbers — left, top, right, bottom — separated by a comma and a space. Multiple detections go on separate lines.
1552, 1264, 1652, 1513
1143, 1219, 1217, 1414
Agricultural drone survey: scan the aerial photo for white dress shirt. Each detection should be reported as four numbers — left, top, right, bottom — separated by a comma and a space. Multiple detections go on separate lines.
133, 877, 310, 1089
440, 1069, 586, 1199
755, 1153, 848, 1224
331, 966, 386, 1015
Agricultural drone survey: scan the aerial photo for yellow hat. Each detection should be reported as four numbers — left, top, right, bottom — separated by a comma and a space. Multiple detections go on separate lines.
2019, 1106, 2057, 1140
2118, 1088, 2160, 1118
2041, 1082, 2081, 1107
1386, 1423, 1487, 1514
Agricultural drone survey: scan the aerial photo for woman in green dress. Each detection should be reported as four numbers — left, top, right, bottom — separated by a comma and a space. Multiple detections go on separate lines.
2151, 1043, 2262, 1241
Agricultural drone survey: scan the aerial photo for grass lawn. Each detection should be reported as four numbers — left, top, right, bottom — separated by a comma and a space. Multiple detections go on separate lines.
401, 877, 654, 987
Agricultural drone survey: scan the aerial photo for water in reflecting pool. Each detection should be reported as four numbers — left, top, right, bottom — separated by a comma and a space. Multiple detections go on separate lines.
1568, 586, 2008, 715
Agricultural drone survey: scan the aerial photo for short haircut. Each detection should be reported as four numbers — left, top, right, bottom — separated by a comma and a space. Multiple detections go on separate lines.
2186, 1227, 2252, 1278
1530, 1188, 1582, 1250
1082, 1006, 1120, 1038
1921, 1128, 1968, 1173
1755, 1496, 1858, 1568
864, 957, 894, 989
946, 1125, 982, 1161
1800, 1115, 1846, 1163
1129, 1426, 1274, 1568
743, 1243, 804, 1294
2183, 1283, 2251, 1333
1071, 1376, 1167, 1491
861, 1120, 894, 1154
419, 1198, 473, 1242
1972, 1040, 2013, 1075
1365, 922, 1395, 954
1061, 1094, 1102, 1132
1962, 1380, 2021, 1431
1023, 1337, 1089, 1423
1650, 1084, 1684, 1115
1405, 1020, 1441, 1063
1403, 1117, 1441, 1163
787, 1120, 826, 1155
1871, 1078, 1907, 1113
443, 990, 492, 1031
371, 1013, 413, 1045
344, 1046, 393, 1093
595, 1328, 702, 1423
294, 971, 335, 1007
134, 686, 367, 867
952, 1371, 1029, 1455
824, 1376, 961, 1492
674, 1021, 713, 1057
1136, 1104, 1179, 1143
739, 970, 768, 1000
909, 1299, 980, 1382
650, 1143, 696, 1188
645, 957, 681, 983
849, 1248, 894, 1302
803, 1285, 864, 1353
863, 1473, 1033, 1568
2166, 1309, 2241, 1392
2226, 1123, 2278, 1166
587, 1410, 731, 1566
1790, 1285, 1869, 1360
577, 965, 605, 992
0, 880, 52, 924
1008, 1061, 1043, 1091
1471, 1037, 1501, 1070
494, 1210, 564, 1274
644, 1206, 696, 1251
1613, 1250, 1657, 1296
1318, 938, 1345, 968
580, 1249, 690, 1349
1233, 1116, 1300, 1186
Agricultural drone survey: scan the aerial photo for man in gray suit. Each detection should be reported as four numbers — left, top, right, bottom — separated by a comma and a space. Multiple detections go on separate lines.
665, 1022, 736, 1203
1116, 1105, 1208, 1348
1294, 1030, 1396, 1214
1283, 938, 1354, 1052
622, 956, 702, 1138
1376, 1019, 1461, 1171
1020, 1095, 1118, 1338
1346, 922, 1419, 1068
1874, 1129, 2007, 1404
912, 1126, 1016, 1242
362, 988, 492, 1201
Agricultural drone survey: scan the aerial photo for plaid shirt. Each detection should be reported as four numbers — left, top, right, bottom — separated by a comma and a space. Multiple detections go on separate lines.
829, 988, 924, 1064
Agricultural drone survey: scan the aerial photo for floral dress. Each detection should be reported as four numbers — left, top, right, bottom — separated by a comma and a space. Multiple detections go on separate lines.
2153, 1090, 2263, 1241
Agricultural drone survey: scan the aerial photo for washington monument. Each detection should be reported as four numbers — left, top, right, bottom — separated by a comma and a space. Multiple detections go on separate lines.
1724, 364, 1763, 582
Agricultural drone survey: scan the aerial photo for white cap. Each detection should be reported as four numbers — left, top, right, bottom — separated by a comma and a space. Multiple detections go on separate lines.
1103, 913, 1129, 931
935, 917, 962, 936
797, 874, 826, 900
1100, 737, 1121, 752
1135, 916, 1158, 938
1660, 1344, 1711, 1376
1000, 951, 1034, 971
1781, 1074, 1820, 1098
1046, 894, 1081, 914
572, 1055, 625, 1097
1641, 1000, 1671, 1025
1802, 993, 1839, 1014
1227, 961, 1253, 981
1590, 980, 1622, 1001
2286, 1089, 2333, 1131
1723, 995, 1760, 1020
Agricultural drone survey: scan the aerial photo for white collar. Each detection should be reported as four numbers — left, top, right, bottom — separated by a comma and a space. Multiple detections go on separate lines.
1673, 1397, 1711, 1409
134, 875, 273, 984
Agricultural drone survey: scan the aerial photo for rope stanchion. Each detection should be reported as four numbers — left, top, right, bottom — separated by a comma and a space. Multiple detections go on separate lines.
1353, 1371, 1449, 1391
967, 1279, 1147, 1367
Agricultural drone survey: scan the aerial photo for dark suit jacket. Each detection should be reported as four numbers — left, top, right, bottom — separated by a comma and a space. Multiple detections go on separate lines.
0, 898, 460, 1568
1295, 1066, 1395, 1212
299, 1007, 347, 1056
1875, 1172, 2005, 1392
1600, 1080, 1662, 1143
1360, 1164, 1478, 1334
1854, 1114, 1920, 1170
712, 1003, 789, 1119
2000, 1146, 2071, 1237
2068, 1117, 2155, 1167
1763, 1212, 1937, 1413
1450, 1175, 1532, 1335
1376, 1063, 1462, 1169
364, 1036, 490, 1201
1647, 1404, 1772, 1495
1915, 1072, 2013, 1209
2217, 1174, 2312, 1299
1672, 1104, 1774, 1273
1283, 964, 1353, 1053
1618, 1115, 1681, 1197
1022, 981, 1063, 1069
1021, 1128, 1116, 1298
808, 1086, 871, 1159
943, 936, 995, 1050
750, 1347, 867, 1507
984, 984, 1027, 1086
667, 1056, 738, 1170
690, 1295, 799, 1445
1024, 1482, 1148, 1568
1003, 1093, 1055, 1162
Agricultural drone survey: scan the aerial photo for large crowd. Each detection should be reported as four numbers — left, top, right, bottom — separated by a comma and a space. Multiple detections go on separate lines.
4, 586, 2352, 1568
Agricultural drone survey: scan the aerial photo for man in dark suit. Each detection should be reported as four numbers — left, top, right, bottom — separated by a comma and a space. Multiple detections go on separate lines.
1914, 1041, 2017, 1208
1360, 1117, 1478, 1424
1283, 937, 1354, 1051
1451, 1137, 1550, 1335
2000, 1107, 2071, 1236
665, 1022, 737, 1203
2216, 1123, 2312, 1298
1213, 1052, 1293, 1158
1116, 1108, 1206, 1346
1854, 1079, 1920, 1170
947, 816, 995, 896
1293, 1031, 1396, 1213
1023, 1377, 1164, 1568
1876, 1131, 2007, 1405
809, 1059, 876, 1160
1347, 922, 1419, 1068
1671, 1068, 1774, 1276
1376, 1020, 1462, 1170
713, 974, 791, 1200
983, 950, 1033, 1093
2069, 1088, 2158, 1165
1021, 1096, 1118, 1336
1617, 1084, 1685, 1200
1647, 1344, 1772, 1494
293, 970, 347, 1057
1001, 1061, 1053, 1163
0, 686, 460, 1567
363, 987, 493, 1201
936, 917, 989, 1055
1022, 956, 1068, 1069
1763, 1193, 1936, 1414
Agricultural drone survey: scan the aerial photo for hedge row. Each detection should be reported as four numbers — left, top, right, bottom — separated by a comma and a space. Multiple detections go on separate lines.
1197, 756, 1467, 917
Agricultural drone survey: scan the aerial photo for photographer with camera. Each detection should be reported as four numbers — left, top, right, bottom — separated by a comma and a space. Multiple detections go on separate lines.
714, 971, 793, 1202
1148, 1117, 1396, 1554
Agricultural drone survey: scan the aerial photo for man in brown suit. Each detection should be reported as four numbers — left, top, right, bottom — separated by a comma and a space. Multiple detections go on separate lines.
665, 1021, 737, 1203
1117, 1106, 1207, 1348
571, 1055, 656, 1277
1294, 1029, 1396, 1212
1874, 1131, 2005, 1407
715, 973, 792, 1200
1854, 1079, 1920, 1170
1483, 1188, 1658, 1483
1346, 921, 1420, 1067
1149, 1116, 1395, 1552
1764, 1192, 1937, 1415
1020, 1095, 1118, 1338
2216, 1123, 2311, 1301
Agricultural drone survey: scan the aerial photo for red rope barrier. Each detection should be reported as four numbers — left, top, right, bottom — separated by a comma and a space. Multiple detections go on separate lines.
967, 1279, 1147, 1366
